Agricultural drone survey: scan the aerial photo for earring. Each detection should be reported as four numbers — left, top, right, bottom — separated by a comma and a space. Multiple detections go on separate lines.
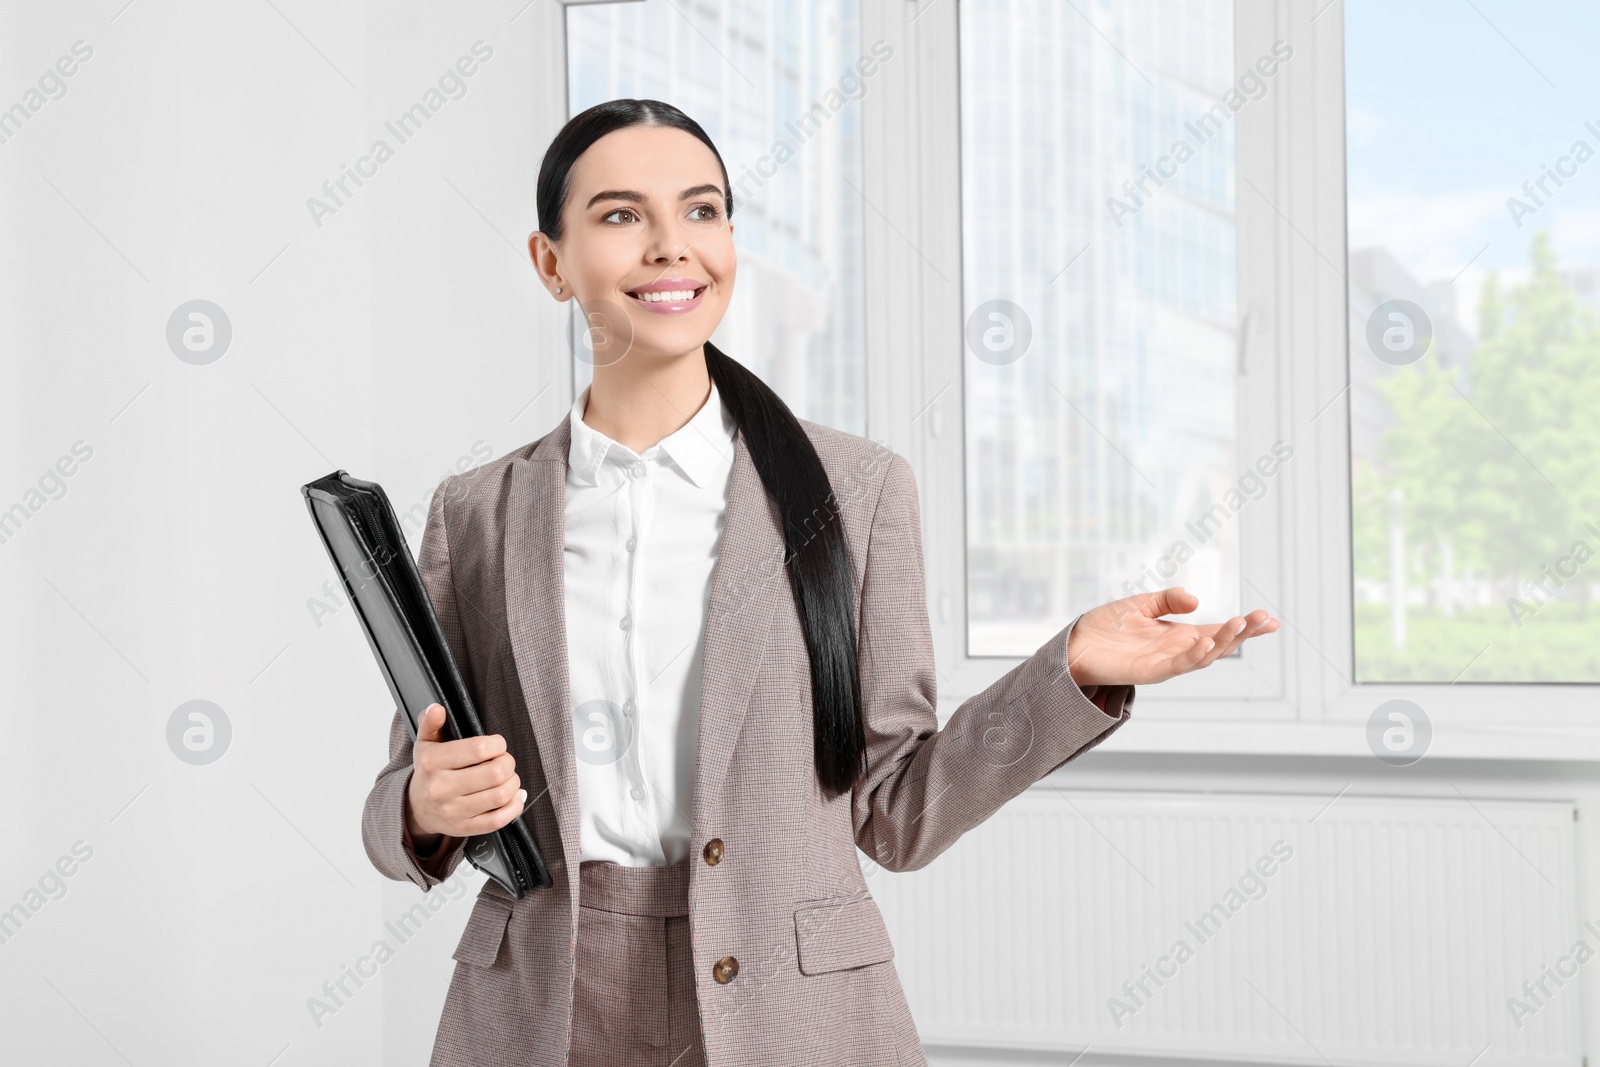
555, 286, 562, 294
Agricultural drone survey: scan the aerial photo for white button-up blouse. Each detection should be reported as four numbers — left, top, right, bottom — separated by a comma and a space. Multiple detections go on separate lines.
562, 379, 738, 867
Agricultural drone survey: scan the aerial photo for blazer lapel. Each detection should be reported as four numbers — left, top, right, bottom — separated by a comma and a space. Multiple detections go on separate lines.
504, 418, 583, 891
691, 429, 785, 827
502, 412, 786, 877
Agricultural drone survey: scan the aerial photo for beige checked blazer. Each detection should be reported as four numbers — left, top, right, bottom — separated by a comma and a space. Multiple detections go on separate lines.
361, 411, 1136, 1067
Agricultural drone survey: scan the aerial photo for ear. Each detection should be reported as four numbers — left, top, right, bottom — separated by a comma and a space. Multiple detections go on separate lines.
527, 232, 564, 298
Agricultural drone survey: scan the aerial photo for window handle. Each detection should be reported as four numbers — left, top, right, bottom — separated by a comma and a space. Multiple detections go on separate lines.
1237, 307, 1255, 377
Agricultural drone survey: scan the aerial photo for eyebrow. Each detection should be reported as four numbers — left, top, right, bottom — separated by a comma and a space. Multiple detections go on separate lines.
585, 184, 724, 210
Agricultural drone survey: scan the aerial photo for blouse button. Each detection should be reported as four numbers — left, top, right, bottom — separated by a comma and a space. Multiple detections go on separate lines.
619, 615, 631, 631
630, 786, 645, 802
626, 536, 637, 552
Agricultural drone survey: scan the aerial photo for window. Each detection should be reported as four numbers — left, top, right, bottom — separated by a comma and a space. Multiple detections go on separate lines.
958, 0, 1245, 657
548, 0, 1596, 746
565, 0, 868, 433
884, 0, 1594, 744
1345, 0, 1600, 682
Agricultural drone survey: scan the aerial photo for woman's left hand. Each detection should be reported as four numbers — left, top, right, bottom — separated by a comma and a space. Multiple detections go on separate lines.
1065, 586, 1279, 687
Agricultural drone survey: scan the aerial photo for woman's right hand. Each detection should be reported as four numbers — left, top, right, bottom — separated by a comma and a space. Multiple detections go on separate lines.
404, 703, 527, 850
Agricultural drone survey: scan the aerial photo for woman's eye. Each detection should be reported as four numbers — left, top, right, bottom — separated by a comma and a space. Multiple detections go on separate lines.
602, 204, 720, 224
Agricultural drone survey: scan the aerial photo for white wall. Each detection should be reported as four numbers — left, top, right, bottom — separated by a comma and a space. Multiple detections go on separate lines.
1, 2, 567, 1063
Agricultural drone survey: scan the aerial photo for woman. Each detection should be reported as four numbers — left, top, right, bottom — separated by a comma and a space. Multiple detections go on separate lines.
360, 99, 1278, 1067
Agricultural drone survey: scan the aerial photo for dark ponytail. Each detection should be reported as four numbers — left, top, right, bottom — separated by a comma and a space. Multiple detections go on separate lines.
536, 99, 867, 798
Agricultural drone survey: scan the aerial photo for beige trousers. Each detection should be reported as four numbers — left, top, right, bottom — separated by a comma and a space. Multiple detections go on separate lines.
571, 858, 708, 1067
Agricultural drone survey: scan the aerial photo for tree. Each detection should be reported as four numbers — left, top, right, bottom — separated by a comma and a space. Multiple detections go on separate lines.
1357, 229, 1600, 623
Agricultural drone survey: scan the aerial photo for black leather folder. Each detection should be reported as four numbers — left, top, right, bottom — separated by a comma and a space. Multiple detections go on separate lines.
301, 470, 552, 898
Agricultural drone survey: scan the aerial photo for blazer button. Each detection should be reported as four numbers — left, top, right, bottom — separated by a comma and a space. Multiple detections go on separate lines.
702, 837, 724, 865
712, 955, 739, 984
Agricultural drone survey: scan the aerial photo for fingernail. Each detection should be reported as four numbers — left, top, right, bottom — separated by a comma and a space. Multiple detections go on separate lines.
1234, 620, 1246, 635
519, 789, 528, 806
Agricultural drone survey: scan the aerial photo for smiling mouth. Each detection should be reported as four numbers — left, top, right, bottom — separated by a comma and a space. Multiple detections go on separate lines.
626, 285, 708, 304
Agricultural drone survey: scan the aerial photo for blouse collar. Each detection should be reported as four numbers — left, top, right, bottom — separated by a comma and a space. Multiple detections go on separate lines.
567, 378, 736, 489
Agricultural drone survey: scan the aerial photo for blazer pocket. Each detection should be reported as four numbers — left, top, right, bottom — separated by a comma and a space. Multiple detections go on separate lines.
452, 895, 513, 968
793, 892, 895, 976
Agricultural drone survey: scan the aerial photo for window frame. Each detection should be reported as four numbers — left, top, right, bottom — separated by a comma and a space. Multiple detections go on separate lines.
866, 0, 1600, 758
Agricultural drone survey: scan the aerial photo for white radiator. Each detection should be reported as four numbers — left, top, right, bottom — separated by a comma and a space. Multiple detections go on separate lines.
867, 789, 1581, 1066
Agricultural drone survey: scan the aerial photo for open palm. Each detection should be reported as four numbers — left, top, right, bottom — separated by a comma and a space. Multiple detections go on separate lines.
1065, 587, 1279, 687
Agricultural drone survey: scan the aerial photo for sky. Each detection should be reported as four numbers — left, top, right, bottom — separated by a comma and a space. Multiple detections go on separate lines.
1344, 0, 1600, 326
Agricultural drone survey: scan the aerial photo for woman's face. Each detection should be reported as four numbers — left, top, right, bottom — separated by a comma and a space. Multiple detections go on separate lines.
533, 124, 735, 365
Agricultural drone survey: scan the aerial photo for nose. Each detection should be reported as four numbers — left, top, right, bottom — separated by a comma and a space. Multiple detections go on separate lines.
643, 215, 692, 265
648, 239, 690, 266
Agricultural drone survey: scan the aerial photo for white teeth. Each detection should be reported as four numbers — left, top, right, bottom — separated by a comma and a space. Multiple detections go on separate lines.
631, 288, 699, 302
